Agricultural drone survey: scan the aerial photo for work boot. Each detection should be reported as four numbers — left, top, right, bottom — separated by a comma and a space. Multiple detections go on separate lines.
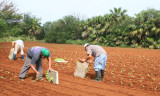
19, 77, 24, 81
21, 55, 24, 60
12, 54, 16, 60
92, 71, 101, 81
101, 70, 104, 79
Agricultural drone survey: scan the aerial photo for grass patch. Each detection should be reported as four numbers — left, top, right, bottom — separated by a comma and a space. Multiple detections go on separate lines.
66, 39, 87, 45
0, 35, 44, 42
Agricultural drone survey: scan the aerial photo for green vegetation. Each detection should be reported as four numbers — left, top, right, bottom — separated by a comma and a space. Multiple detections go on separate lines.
45, 70, 54, 82
45, 70, 49, 80
80, 8, 160, 48
0, 35, 37, 42
66, 39, 87, 45
0, 1, 41, 41
44, 15, 83, 43
54, 58, 65, 61
0, 0, 159, 49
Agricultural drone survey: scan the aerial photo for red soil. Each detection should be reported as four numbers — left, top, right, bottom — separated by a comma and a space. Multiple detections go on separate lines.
0, 41, 160, 96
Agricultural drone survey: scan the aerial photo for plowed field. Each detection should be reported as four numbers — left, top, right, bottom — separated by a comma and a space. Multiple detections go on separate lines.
0, 41, 160, 96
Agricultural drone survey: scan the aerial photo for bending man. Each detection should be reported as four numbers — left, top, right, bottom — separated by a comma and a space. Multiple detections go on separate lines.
79, 43, 107, 81
19, 46, 52, 80
12, 40, 24, 60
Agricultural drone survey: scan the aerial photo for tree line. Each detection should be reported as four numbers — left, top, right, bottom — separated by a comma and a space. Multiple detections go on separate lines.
0, 1, 160, 49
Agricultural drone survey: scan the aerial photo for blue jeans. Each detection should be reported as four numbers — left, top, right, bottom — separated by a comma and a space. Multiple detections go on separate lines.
94, 54, 107, 71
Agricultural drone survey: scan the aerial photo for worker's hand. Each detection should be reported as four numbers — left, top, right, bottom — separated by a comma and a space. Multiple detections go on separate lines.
78, 58, 85, 63
88, 60, 93, 64
36, 72, 40, 75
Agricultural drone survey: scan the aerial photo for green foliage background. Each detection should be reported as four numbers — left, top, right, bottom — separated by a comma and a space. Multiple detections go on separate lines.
0, 1, 160, 49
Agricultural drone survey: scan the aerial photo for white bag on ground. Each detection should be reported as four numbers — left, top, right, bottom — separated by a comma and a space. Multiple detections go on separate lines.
8, 48, 14, 60
74, 61, 89, 78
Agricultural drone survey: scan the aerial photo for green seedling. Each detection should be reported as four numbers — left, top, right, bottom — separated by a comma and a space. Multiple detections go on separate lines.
30, 77, 33, 80
0, 76, 4, 79
25, 75, 29, 78
142, 85, 145, 88
46, 70, 49, 79
131, 70, 134, 73
152, 78, 155, 81
130, 83, 133, 86
32, 80, 36, 83
120, 81, 123, 85
50, 77, 54, 82
111, 70, 114, 75
154, 86, 158, 91
5, 71, 10, 74
36, 75, 40, 80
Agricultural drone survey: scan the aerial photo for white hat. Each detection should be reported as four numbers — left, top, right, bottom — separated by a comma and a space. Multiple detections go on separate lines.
84, 43, 89, 50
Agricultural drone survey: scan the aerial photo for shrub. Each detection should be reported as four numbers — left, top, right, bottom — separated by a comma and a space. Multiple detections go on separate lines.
66, 39, 87, 45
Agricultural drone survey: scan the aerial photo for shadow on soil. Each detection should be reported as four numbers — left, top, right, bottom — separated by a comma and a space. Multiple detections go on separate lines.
25, 73, 46, 80
86, 73, 96, 79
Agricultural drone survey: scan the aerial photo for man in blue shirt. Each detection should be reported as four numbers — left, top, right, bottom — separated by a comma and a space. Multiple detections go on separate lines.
19, 46, 53, 81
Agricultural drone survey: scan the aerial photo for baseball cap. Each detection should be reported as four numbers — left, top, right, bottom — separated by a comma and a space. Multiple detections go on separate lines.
84, 43, 89, 50
41, 48, 50, 57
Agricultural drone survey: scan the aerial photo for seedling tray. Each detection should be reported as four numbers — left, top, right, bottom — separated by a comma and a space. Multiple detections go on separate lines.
46, 69, 59, 84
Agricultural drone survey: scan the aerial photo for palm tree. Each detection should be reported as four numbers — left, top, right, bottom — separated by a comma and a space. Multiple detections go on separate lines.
109, 7, 127, 23
28, 18, 41, 36
130, 8, 160, 48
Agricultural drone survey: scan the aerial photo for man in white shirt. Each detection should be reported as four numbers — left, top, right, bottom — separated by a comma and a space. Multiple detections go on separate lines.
79, 43, 107, 81
12, 40, 24, 60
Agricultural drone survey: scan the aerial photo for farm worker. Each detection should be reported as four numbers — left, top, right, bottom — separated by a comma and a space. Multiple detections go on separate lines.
12, 40, 24, 60
79, 43, 107, 81
19, 46, 53, 80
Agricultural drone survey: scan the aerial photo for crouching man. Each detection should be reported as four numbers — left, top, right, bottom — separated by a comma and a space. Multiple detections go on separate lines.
79, 43, 107, 81
19, 46, 53, 81
12, 40, 24, 60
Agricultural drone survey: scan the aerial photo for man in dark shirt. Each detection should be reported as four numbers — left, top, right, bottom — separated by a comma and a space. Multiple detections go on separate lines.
79, 43, 107, 81
19, 46, 53, 80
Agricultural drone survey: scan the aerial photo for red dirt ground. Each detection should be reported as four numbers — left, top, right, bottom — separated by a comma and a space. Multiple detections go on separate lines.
0, 41, 160, 96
